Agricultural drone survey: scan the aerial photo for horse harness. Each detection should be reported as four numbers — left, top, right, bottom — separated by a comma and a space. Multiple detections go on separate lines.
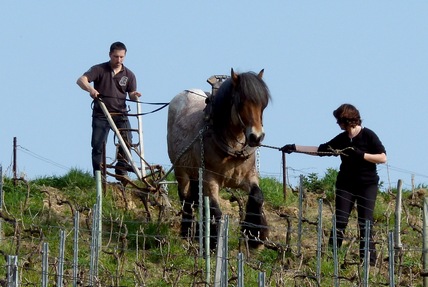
203, 75, 257, 160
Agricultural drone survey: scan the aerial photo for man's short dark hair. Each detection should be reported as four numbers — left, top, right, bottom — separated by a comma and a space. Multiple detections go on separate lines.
110, 42, 127, 53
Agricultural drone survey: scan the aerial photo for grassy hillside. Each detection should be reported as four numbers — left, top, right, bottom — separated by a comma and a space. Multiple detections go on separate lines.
0, 168, 426, 286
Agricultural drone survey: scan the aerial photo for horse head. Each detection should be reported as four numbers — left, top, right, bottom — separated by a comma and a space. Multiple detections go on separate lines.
230, 68, 270, 147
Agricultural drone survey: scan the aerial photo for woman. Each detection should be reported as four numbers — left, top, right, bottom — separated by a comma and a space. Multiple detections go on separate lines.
282, 103, 387, 266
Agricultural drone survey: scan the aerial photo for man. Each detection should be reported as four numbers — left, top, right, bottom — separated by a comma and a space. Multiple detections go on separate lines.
77, 41, 141, 180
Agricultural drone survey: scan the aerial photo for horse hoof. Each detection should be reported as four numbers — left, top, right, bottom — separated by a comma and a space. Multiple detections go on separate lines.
180, 225, 193, 239
247, 239, 264, 249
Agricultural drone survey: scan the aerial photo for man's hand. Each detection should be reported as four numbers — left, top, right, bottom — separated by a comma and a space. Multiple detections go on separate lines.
89, 89, 100, 99
130, 91, 142, 100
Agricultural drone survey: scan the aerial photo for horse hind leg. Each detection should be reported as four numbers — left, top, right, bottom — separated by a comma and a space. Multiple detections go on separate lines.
181, 180, 223, 250
179, 180, 199, 239
241, 184, 269, 248
207, 197, 222, 250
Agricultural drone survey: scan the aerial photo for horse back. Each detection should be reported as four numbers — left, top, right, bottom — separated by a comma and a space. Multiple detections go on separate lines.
167, 89, 206, 176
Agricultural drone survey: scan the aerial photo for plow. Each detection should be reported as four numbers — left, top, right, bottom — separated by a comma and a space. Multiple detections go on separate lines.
97, 74, 230, 220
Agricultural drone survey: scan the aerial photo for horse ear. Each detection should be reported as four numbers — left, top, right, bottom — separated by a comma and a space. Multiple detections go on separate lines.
231, 68, 239, 85
258, 69, 265, 79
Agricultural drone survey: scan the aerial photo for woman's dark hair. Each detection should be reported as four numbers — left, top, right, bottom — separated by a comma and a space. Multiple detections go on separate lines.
333, 103, 362, 128
110, 41, 127, 53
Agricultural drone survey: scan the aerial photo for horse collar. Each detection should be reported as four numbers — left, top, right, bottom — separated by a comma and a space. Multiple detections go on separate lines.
207, 128, 256, 159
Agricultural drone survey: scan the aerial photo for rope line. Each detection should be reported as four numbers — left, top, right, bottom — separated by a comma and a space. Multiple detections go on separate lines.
98, 94, 169, 106
95, 95, 170, 116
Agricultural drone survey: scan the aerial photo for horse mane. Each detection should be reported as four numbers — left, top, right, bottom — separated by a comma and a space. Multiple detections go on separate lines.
210, 71, 271, 131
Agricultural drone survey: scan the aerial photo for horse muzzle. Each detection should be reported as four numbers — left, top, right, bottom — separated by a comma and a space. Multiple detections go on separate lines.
246, 128, 265, 147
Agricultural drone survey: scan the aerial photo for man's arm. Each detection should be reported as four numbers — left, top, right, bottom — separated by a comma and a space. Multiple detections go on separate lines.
77, 75, 99, 99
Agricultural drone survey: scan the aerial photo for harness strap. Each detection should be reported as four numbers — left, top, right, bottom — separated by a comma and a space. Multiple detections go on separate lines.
208, 129, 256, 159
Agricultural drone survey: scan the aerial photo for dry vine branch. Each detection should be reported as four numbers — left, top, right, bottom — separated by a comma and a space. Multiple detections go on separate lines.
55, 197, 75, 215
402, 200, 422, 234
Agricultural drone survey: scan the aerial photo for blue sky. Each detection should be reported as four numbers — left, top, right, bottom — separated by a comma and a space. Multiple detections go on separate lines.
1, 1, 427, 190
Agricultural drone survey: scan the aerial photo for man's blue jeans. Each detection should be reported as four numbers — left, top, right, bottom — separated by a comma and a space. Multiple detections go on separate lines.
91, 115, 132, 176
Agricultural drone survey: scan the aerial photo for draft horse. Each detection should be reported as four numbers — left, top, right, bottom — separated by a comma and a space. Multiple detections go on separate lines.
167, 69, 271, 248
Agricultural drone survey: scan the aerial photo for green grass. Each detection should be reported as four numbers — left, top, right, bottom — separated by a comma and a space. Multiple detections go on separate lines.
260, 177, 286, 208
0, 168, 425, 286
32, 168, 95, 189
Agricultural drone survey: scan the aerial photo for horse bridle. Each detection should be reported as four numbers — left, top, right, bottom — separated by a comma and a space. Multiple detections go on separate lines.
210, 94, 257, 159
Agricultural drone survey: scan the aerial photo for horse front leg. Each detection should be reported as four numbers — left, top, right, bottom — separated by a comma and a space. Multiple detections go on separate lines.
241, 184, 269, 248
